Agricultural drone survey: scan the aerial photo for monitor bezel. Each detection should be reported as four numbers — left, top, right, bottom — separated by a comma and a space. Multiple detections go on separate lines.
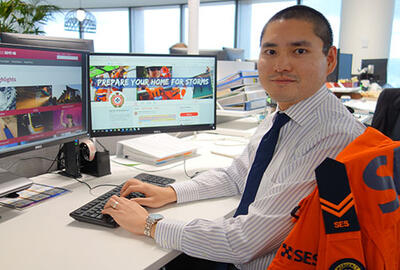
0, 43, 89, 159
88, 52, 217, 138
0, 32, 94, 52
361, 58, 388, 86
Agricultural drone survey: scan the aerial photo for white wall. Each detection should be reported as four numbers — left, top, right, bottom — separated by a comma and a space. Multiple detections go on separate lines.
339, 0, 395, 74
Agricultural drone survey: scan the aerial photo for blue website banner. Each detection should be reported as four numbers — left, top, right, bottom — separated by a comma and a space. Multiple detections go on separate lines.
92, 77, 211, 88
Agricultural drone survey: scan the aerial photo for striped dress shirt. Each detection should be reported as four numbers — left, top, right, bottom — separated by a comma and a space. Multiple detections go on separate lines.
154, 85, 366, 269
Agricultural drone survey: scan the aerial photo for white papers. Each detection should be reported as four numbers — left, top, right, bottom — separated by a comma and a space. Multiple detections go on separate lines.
329, 87, 361, 93
343, 99, 377, 113
116, 133, 197, 165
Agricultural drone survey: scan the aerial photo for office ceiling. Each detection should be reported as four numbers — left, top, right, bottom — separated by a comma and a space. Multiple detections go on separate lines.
43, 0, 225, 9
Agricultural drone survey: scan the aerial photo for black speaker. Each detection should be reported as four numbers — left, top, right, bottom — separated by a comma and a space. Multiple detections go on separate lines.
80, 150, 111, 177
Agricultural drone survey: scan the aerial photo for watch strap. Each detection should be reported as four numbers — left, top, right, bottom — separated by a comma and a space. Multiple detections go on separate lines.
144, 214, 163, 237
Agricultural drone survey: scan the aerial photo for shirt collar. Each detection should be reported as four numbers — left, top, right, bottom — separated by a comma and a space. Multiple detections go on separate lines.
276, 84, 330, 127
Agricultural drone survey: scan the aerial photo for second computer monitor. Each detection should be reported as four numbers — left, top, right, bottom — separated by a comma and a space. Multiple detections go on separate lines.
0, 43, 88, 158
88, 53, 217, 137
361, 58, 388, 86
338, 53, 353, 80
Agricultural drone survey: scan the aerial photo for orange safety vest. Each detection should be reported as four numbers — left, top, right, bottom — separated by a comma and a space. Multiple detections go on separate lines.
268, 127, 400, 270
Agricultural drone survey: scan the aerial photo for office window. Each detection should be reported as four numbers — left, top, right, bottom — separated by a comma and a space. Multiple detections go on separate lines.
132, 6, 180, 54
301, 0, 342, 48
43, 9, 129, 53
388, 0, 400, 87
183, 1, 235, 50
42, 10, 79, 39
247, 0, 296, 59
83, 9, 130, 53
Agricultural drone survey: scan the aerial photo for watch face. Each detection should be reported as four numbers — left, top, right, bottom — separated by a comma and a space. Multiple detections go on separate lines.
150, 213, 164, 221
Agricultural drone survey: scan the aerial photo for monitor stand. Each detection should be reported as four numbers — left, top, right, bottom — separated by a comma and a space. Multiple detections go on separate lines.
0, 168, 33, 198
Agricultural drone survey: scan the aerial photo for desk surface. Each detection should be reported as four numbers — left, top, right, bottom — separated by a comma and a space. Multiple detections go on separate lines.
343, 99, 377, 113
0, 134, 241, 270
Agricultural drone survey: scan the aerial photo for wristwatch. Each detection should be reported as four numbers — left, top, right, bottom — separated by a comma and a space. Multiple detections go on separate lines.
144, 213, 164, 237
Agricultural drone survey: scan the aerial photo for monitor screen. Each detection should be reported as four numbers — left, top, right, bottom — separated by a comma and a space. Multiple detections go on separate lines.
338, 53, 353, 80
0, 32, 94, 52
0, 44, 88, 158
88, 53, 216, 137
326, 51, 353, 82
361, 58, 388, 86
169, 47, 227, 60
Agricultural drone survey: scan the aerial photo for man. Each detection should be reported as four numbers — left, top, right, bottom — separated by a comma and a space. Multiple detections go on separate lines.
60, 110, 75, 128
102, 5, 366, 269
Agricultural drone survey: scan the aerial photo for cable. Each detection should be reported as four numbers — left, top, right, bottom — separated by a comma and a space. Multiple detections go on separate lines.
127, 161, 184, 173
183, 159, 203, 179
46, 145, 63, 173
5, 156, 58, 171
110, 145, 212, 181
213, 141, 247, 147
73, 177, 92, 190
54, 144, 65, 172
88, 183, 119, 197
72, 160, 202, 198
91, 183, 119, 190
193, 136, 248, 144
72, 177, 119, 197
93, 138, 108, 152
183, 159, 194, 178
113, 158, 202, 179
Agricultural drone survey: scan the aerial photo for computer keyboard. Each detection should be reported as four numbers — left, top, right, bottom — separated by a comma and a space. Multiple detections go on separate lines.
69, 173, 175, 228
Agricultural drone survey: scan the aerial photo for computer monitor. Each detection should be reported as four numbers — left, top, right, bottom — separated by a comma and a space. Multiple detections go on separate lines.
169, 47, 227, 60
361, 58, 388, 86
88, 53, 216, 137
0, 32, 94, 52
0, 43, 88, 196
327, 48, 340, 82
338, 53, 353, 80
326, 49, 353, 82
222, 47, 245, 61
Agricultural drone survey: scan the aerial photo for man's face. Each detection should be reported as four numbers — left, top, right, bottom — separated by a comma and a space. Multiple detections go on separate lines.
257, 19, 337, 110
149, 68, 161, 78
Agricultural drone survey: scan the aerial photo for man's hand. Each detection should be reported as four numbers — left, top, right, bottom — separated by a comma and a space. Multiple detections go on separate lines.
120, 178, 177, 208
102, 195, 148, 235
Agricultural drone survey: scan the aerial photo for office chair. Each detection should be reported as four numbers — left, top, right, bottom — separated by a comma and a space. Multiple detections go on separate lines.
371, 88, 400, 140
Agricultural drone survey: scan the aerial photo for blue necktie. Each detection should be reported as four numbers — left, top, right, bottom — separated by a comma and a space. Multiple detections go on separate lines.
234, 112, 291, 217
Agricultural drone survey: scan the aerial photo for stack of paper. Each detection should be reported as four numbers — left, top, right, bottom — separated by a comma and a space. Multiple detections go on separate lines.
217, 70, 259, 91
216, 70, 267, 111
116, 133, 197, 166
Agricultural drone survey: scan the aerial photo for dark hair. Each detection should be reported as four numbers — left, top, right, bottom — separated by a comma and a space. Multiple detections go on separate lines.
260, 5, 333, 55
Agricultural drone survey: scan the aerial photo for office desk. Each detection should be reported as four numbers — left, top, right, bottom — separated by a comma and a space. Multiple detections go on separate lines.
0, 134, 241, 270
343, 99, 377, 125
343, 99, 377, 114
